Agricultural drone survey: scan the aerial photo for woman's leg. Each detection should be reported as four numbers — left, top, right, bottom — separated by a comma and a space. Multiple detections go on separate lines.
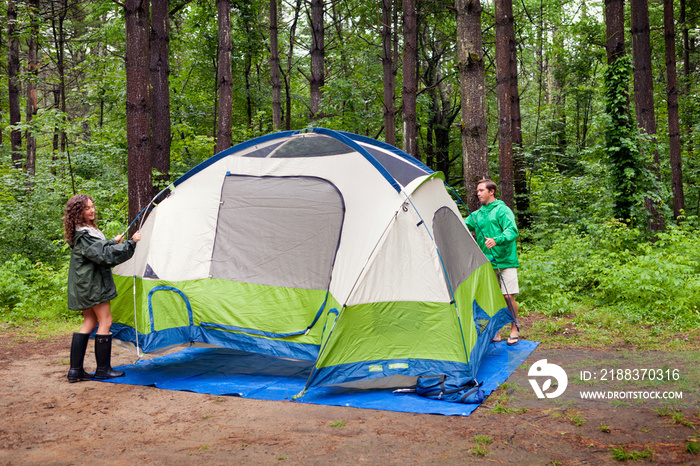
92, 301, 124, 379
69, 308, 98, 382
92, 301, 113, 335
79, 307, 98, 334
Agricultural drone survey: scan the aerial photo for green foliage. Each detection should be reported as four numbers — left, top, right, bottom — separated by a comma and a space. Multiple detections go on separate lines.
520, 218, 700, 329
0, 255, 69, 323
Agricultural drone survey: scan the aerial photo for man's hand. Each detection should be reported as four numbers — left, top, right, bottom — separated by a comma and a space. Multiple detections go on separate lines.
484, 237, 496, 249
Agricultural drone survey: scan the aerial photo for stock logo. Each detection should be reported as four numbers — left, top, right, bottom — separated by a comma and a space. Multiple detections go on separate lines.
528, 359, 568, 399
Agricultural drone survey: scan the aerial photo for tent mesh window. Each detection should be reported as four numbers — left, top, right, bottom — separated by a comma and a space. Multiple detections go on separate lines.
241, 141, 286, 157
271, 135, 354, 158
432, 207, 487, 293
210, 175, 344, 289
362, 145, 428, 186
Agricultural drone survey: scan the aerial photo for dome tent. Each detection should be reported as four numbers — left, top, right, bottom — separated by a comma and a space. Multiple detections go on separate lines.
110, 128, 513, 400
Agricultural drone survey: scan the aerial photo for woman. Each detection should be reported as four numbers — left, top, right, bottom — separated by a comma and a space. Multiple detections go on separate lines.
64, 194, 141, 382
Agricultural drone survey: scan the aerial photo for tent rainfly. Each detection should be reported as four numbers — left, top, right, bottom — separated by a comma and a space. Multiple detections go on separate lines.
111, 128, 513, 400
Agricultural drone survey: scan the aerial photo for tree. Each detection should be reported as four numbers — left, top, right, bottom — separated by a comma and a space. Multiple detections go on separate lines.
381, 0, 396, 145
664, 0, 685, 219
420, 17, 460, 181
25, 0, 40, 176
630, 0, 665, 231
509, 1, 528, 227
8, 0, 22, 168
284, 0, 302, 130
402, 0, 418, 158
309, 0, 324, 121
604, 0, 639, 221
49, 0, 68, 158
125, 0, 152, 227
495, 0, 514, 209
456, 0, 489, 212
151, 0, 171, 195
270, 0, 282, 130
216, 0, 232, 152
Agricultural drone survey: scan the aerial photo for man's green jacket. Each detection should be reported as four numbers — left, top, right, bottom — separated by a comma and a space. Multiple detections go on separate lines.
67, 229, 136, 311
464, 200, 519, 269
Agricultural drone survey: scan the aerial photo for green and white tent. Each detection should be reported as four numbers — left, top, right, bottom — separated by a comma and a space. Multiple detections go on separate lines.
111, 128, 512, 392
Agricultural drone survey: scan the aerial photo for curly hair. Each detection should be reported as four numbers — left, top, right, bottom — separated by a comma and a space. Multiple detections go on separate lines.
64, 194, 96, 246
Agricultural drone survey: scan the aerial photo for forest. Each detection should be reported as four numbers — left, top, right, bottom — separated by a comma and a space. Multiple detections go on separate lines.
0, 0, 699, 331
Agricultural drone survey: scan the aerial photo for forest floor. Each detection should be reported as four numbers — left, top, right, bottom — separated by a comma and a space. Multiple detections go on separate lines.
1, 313, 699, 465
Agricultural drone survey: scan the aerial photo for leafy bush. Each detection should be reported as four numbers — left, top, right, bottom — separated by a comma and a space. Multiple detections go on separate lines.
0, 255, 70, 323
519, 218, 700, 329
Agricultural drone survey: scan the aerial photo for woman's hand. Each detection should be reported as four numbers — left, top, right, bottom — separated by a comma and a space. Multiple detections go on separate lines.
114, 234, 124, 243
132, 231, 142, 242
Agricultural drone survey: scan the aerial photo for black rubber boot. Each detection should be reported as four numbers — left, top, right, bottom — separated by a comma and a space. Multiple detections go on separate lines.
94, 333, 125, 380
67, 332, 94, 383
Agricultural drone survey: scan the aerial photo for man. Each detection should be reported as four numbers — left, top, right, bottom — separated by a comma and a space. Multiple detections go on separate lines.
465, 179, 520, 345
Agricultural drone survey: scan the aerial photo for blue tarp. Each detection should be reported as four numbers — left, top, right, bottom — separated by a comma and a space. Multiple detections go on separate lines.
103, 340, 538, 416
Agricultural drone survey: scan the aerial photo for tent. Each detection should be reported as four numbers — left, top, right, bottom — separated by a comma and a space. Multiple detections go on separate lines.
111, 128, 513, 396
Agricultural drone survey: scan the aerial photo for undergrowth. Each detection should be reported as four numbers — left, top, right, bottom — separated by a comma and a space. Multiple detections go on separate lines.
519, 217, 700, 330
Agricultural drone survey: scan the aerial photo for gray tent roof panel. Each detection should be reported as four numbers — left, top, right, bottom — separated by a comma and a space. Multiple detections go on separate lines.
270, 135, 354, 158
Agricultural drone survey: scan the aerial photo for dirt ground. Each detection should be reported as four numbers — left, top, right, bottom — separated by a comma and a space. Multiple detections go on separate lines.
1, 324, 699, 465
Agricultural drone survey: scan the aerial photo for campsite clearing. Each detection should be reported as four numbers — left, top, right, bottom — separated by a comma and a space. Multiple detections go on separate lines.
1, 314, 699, 465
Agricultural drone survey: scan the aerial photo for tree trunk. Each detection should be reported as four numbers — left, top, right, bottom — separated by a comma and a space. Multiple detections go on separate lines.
216, 0, 233, 152
285, 0, 302, 130
402, 0, 418, 158
456, 0, 489, 212
309, 0, 325, 121
150, 0, 171, 197
680, 0, 689, 92
604, 0, 637, 221
664, 0, 685, 219
125, 0, 152, 228
50, 0, 68, 160
508, 4, 529, 227
495, 0, 514, 209
25, 0, 40, 177
270, 0, 282, 130
605, 0, 625, 63
630, 0, 665, 231
381, 0, 396, 145
8, 0, 22, 169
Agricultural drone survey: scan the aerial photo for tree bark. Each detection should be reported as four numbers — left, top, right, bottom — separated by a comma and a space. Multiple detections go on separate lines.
495, 0, 514, 209
630, 0, 665, 231
508, 5, 529, 227
402, 0, 418, 158
125, 0, 152, 228
285, 0, 302, 130
216, 0, 233, 152
680, 0, 689, 92
604, 0, 636, 221
50, 0, 68, 159
456, 0, 489, 212
8, 0, 22, 168
270, 0, 282, 130
150, 0, 171, 197
25, 0, 40, 176
309, 0, 325, 121
381, 0, 396, 145
664, 0, 685, 219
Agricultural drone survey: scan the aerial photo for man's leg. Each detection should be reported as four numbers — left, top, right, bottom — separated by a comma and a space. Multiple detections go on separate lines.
505, 294, 519, 345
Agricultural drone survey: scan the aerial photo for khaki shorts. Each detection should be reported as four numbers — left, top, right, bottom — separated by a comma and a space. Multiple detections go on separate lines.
495, 267, 519, 295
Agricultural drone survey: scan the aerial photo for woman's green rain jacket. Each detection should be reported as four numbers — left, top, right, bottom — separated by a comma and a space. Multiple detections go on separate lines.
67, 229, 137, 311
